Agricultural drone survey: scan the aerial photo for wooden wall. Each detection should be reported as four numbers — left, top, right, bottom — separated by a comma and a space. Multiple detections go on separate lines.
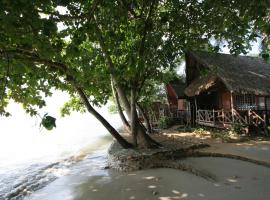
166, 84, 178, 109
178, 99, 187, 111
218, 91, 231, 110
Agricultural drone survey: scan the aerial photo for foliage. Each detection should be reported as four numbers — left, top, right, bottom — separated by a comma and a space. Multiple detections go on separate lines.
193, 127, 208, 135
60, 96, 86, 117
108, 103, 118, 114
231, 124, 248, 135
192, 126, 247, 142
158, 116, 174, 129
0, 1, 112, 118
40, 114, 56, 131
0, 0, 269, 132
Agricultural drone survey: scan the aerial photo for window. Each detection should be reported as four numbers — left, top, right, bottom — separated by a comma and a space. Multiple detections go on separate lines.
233, 94, 256, 110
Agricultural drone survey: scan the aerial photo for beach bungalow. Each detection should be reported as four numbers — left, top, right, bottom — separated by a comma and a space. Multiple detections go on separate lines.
162, 79, 191, 125
165, 79, 189, 114
184, 51, 270, 132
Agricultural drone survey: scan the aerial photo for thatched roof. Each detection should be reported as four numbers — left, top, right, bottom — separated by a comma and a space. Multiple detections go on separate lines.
168, 79, 186, 98
185, 51, 270, 96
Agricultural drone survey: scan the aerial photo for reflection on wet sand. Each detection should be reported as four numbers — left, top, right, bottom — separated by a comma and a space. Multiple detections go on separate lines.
28, 156, 270, 200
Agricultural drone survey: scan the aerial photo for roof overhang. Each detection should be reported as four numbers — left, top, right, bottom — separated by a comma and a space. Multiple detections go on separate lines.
184, 75, 218, 97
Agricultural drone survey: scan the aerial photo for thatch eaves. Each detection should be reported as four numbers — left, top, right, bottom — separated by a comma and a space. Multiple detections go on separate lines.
168, 79, 186, 98
185, 51, 270, 96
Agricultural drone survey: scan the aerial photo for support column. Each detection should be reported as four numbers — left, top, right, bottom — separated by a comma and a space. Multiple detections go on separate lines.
264, 97, 269, 135
230, 91, 234, 123
195, 97, 198, 125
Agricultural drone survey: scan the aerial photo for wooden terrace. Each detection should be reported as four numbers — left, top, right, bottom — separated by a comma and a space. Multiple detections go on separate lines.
196, 109, 266, 129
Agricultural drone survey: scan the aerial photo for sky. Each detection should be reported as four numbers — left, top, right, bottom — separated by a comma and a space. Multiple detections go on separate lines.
0, 91, 120, 169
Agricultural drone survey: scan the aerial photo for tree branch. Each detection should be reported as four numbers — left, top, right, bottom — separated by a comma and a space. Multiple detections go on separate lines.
117, 0, 140, 19
0, 51, 10, 110
138, 0, 156, 58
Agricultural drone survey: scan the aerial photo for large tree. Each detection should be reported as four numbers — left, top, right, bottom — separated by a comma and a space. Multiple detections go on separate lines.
0, 0, 269, 148
0, 0, 133, 148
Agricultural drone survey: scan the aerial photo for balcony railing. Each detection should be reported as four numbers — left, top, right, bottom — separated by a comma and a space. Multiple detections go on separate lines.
196, 109, 264, 128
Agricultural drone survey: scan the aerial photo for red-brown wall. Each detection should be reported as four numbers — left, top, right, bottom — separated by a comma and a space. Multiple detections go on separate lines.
166, 84, 178, 108
218, 91, 231, 110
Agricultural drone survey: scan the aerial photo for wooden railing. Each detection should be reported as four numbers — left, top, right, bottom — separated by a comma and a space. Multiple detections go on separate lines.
232, 109, 248, 124
248, 110, 265, 126
196, 109, 249, 127
197, 109, 215, 126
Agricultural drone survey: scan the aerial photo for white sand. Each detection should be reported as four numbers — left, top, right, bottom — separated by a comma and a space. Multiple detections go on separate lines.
27, 157, 270, 200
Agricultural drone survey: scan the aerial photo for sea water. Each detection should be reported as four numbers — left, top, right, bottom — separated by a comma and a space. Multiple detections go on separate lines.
0, 92, 118, 199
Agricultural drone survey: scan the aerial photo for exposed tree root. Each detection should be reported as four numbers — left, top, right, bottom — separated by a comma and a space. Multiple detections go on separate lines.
183, 151, 270, 169
108, 141, 270, 183
147, 160, 217, 182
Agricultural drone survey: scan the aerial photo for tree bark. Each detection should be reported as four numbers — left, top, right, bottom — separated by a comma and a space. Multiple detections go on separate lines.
137, 103, 152, 134
114, 83, 160, 148
74, 85, 133, 149
111, 80, 130, 132
93, 17, 159, 148
130, 87, 138, 146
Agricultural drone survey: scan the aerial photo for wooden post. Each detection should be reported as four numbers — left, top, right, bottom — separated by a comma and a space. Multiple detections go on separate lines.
230, 91, 234, 123
213, 109, 215, 126
248, 109, 251, 124
263, 114, 267, 134
264, 97, 269, 135
195, 97, 198, 124
222, 109, 224, 124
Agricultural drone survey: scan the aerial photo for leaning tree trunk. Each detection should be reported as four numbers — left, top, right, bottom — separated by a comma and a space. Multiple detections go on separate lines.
113, 82, 160, 148
111, 81, 130, 132
130, 87, 138, 146
137, 103, 152, 134
74, 85, 133, 149
93, 19, 159, 148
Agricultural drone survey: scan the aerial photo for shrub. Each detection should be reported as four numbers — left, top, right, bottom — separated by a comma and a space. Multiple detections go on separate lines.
158, 116, 174, 129
231, 124, 247, 135
193, 127, 206, 135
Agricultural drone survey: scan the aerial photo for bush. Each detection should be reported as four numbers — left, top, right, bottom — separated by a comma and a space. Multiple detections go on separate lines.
158, 116, 174, 129
231, 124, 247, 135
193, 127, 207, 135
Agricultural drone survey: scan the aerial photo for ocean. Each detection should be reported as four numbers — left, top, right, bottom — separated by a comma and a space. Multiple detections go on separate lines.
0, 92, 119, 199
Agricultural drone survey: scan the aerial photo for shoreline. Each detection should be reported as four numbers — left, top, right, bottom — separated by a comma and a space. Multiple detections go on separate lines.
27, 133, 270, 200
107, 131, 270, 175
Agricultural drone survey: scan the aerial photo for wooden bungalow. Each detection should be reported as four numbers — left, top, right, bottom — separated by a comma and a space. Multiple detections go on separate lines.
184, 51, 270, 131
165, 79, 190, 123
166, 79, 188, 111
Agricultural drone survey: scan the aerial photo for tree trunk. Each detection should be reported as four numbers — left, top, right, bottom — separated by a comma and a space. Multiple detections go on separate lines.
130, 88, 138, 146
111, 80, 130, 132
114, 83, 160, 148
74, 85, 133, 149
136, 123, 161, 148
93, 18, 159, 148
137, 103, 152, 134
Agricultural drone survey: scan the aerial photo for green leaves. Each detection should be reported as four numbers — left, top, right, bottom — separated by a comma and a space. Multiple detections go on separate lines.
41, 113, 56, 131
1, 0, 269, 131
262, 52, 270, 61
60, 96, 85, 117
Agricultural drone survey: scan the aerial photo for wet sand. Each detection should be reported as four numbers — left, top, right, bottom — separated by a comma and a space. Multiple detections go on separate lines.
27, 157, 270, 200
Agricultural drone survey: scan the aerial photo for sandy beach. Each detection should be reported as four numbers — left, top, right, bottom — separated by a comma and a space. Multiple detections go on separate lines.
27, 156, 270, 200
23, 131, 270, 200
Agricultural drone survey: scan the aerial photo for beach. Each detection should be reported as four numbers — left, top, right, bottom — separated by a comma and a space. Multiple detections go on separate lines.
27, 156, 270, 200
26, 132, 270, 200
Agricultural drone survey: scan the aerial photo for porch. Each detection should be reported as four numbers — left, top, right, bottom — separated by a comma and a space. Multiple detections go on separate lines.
196, 109, 266, 129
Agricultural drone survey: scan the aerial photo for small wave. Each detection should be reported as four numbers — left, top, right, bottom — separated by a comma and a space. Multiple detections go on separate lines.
0, 136, 112, 200
1, 152, 106, 199
1, 158, 74, 199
